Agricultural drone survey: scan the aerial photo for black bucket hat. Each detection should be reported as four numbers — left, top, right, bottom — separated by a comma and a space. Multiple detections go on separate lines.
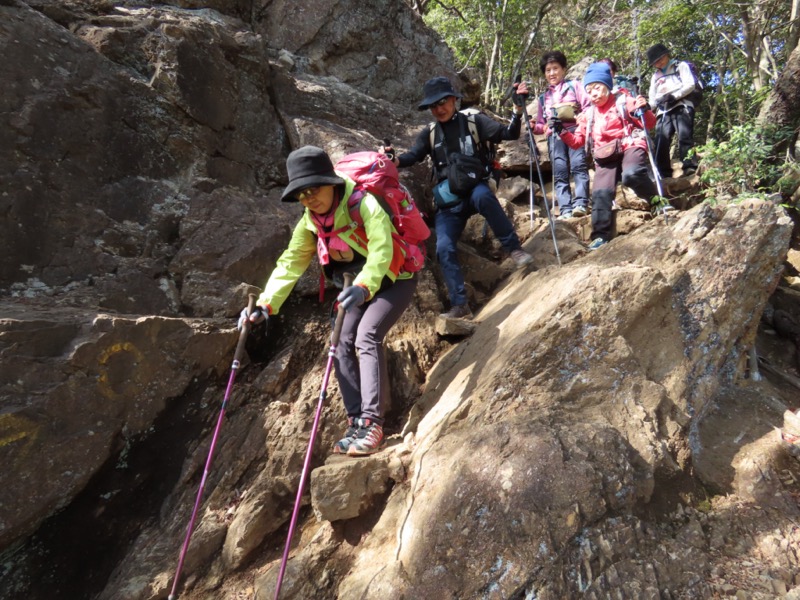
417, 76, 462, 111
281, 146, 344, 202
646, 43, 670, 66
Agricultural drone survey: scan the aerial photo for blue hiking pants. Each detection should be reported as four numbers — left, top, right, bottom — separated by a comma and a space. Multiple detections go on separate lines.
434, 182, 522, 307
549, 128, 590, 212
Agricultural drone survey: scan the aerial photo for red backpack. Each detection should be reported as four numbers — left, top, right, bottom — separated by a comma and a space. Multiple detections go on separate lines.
333, 151, 430, 273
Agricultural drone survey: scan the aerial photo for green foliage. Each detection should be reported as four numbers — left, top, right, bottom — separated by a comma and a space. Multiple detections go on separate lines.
421, 0, 795, 143
691, 123, 795, 199
423, 0, 543, 108
650, 195, 672, 213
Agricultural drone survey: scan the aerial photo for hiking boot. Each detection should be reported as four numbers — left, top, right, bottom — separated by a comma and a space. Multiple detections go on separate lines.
587, 238, 607, 251
332, 417, 359, 454
510, 249, 533, 267
572, 205, 589, 217
682, 162, 697, 176
347, 418, 384, 456
440, 304, 473, 320
557, 210, 573, 220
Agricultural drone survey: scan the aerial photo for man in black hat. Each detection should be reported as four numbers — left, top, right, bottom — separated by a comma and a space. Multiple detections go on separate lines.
646, 43, 699, 177
384, 76, 533, 320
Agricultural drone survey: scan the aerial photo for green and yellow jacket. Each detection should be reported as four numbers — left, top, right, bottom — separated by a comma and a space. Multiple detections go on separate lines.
256, 175, 412, 314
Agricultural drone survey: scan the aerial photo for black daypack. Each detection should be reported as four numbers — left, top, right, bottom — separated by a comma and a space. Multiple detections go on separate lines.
428, 109, 497, 187
681, 61, 704, 104
428, 108, 496, 171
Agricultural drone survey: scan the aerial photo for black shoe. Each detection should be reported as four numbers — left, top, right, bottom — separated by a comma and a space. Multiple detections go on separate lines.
440, 304, 473, 320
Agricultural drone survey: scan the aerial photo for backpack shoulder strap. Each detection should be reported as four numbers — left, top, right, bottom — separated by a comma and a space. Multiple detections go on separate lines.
347, 187, 395, 226
615, 93, 629, 119
464, 111, 480, 145
584, 105, 595, 154
615, 93, 634, 135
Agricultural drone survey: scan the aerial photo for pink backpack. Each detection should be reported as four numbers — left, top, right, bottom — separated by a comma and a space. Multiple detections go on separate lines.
333, 152, 430, 273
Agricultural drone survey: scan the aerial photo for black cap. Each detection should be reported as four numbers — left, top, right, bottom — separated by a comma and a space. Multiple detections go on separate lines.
646, 43, 670, 66
417, 76, 462, 110
281, 146, 345, 202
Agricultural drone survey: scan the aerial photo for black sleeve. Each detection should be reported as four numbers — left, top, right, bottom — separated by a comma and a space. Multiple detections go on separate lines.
396, 125, 433, 168
477, 112, 522, 143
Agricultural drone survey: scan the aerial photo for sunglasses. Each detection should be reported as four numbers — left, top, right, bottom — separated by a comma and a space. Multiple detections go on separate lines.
429, 97, 450, 109
295, 186, 320, 202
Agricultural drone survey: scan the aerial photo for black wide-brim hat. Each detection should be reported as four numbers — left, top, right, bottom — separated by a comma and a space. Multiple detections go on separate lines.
281, 145, 345, 202
646, 43, 670, 66
417, 76, 462, 110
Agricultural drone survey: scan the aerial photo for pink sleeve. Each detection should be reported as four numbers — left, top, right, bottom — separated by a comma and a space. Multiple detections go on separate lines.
560, 120, 586, 150
532, 99, 545, 135
575, 82, 593, 111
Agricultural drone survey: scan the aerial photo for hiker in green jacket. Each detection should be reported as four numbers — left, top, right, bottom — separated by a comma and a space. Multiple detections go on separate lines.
240, 146, 417, 456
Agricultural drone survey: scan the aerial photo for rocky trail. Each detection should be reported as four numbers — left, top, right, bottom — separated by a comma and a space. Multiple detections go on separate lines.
2, 1, 800, 598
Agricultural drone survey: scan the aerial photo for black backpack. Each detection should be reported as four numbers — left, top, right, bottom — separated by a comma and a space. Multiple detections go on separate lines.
682, 61, 704, 104
428, 108, 496, 181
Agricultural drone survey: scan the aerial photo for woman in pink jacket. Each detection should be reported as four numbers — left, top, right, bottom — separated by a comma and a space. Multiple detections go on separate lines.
549, 62, 658, 250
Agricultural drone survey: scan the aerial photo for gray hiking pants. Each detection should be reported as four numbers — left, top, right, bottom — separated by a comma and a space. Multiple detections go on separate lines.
334, 276, 418, 424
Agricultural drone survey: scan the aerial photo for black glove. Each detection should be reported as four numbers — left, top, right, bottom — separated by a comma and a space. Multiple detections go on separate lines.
660, 93, 677, 108
511, 85, 528, 108
337, 285, 369, 312
238, 305, 267, 330
547, 116, 564, 134
381, 138, 395, 160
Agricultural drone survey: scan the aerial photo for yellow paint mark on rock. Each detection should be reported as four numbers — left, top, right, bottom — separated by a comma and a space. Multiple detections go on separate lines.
97, 341, 144, 398
0, 413, 41, 462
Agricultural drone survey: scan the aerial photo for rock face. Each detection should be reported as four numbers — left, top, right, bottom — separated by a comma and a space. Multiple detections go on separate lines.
3, 2, 800, 600
329, 201, 794, 600
0, 0, 454, 315
0, 0, 452, 593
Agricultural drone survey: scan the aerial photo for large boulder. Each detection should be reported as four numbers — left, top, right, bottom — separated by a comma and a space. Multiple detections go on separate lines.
0, 303, 235, 548
297, 200, 789, 599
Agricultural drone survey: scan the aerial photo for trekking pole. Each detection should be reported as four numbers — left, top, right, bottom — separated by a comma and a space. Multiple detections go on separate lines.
273, 273, 353, 600
527, 137, 535, 233
516, 78, 561, 266
168, 294, 257, 600
635, 108, 669, 224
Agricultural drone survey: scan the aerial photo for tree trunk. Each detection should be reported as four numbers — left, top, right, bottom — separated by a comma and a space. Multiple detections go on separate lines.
756, 42, 800, 131
789, 0, 800, 58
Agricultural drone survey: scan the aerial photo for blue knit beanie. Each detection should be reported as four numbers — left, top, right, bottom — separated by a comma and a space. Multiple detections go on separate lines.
583, 63, 613, 90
